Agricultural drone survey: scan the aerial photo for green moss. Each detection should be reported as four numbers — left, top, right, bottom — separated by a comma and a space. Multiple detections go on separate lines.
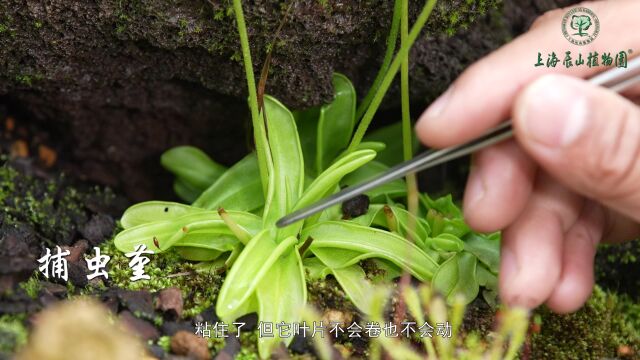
0, 314, 28, 354
19, 274, 41, 299
156, 335, 171, 353
100, 237, 223, 318
234, 330, 259, 359
0, 162, 120, 248
16, 75, 30, 86
532, 286, 640, 359
307, 277, 357, 315
434, 0, 499, 37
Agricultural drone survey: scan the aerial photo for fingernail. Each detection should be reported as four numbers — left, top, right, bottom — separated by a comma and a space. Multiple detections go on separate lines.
420, 86, 454, 122
517, 75, 588, 147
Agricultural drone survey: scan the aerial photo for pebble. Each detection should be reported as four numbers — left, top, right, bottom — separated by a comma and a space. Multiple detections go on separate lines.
67, 261, 89, 287
322, 309, 353, 328
39, 282, 67, 297
156, 287, 183, 319
289, 333, 312, 355
61, 239, 90, 263
170, 330, 211, 360
37, 144, 57, 168
117, 289, 155, 319
235, 313, 258, 331
161, 321, 194, 336
119, 310, 160, 341
79, 214, 115, 246
147, 344, 166, 359
10, 140, 28, 158
214, 335, 240, 359
193, 305, 219, 325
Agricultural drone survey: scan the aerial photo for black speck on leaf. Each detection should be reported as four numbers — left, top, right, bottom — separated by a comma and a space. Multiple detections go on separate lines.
342, 194, 370, 219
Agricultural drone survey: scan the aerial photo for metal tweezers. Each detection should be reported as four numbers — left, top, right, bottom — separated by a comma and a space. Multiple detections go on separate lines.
277, 56, 640, 228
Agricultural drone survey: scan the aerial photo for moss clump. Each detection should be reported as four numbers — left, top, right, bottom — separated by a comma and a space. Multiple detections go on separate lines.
532, 286, 640, 359
18, 274, 41, 299
235, 330, 260, 360
432, 0, 500, 36
100, 237, 223, 318
307, 276, 358, 315
0, 163, 118, 246
156, 335, 171, 353
0, 314, 28, 355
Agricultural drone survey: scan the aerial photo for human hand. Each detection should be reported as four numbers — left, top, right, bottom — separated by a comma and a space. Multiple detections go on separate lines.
415, 0, 640, 313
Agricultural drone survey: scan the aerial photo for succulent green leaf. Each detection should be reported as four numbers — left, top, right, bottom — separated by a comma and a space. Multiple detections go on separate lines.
114, 210, 261, 253
351, 141, 386, 153
349, 204, 430, 247
173, 179, 203, 203
303, 257, 333, 280
193, 153, 264, 211
432, 252, 479, 304
120, 201, 205, 229
262, 96, 305, 227
420, 194, 471, 238
316, 73, 357, 173
331, 264, 375, 314
174, 233, 239, 252
462, 232, 500, 273
429, 233, 465, 253
342, 161, 407, 201
293, 107, 321, 177
174, 247, 223, 261
161, 146, 227, 192
296, 149, 376, 211
216, 231, 297, 322
303, 221, 437, 280
311, 248, 365, 269
476, 264, 499, 306
256, 249, 306, 358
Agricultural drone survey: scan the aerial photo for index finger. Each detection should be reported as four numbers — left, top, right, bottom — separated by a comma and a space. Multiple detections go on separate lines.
416, 0, 640, 148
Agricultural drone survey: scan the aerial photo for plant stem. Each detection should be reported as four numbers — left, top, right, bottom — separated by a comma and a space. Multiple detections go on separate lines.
355, 0, 402, 121
218, 207, 252, 245
347, 0, 437, 152
232, 0, 270, 195
400, 0, 420, 219
396, 1, 419, 336
382, 205, 398, 233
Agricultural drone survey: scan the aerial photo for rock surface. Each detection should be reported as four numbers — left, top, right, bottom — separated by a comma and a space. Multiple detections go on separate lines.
170, 330, 211, 360
0, 0, 578, 199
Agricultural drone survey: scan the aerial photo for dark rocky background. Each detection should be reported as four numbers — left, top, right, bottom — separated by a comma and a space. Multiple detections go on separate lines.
0, 0, 577, 200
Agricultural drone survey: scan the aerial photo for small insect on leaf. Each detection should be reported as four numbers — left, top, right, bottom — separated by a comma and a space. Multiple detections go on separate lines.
153, 236, 160, 249
341, 194, 370, 219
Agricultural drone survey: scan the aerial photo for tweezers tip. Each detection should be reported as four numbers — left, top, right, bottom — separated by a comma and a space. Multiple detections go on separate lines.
275, 217, 291, 228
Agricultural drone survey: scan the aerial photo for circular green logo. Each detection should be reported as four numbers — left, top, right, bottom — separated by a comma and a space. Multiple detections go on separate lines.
562, 7, 600, 46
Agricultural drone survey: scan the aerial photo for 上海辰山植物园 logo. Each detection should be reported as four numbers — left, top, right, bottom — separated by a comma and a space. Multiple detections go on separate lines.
562, 7, 600, 46
534, 6, 632, 69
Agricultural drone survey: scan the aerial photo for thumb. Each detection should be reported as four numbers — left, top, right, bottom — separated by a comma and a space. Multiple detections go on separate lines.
513, 74, 640, 222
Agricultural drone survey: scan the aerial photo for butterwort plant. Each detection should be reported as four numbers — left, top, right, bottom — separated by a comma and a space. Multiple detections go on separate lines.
114, 86, 438, 357
113, 0, 500, 356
